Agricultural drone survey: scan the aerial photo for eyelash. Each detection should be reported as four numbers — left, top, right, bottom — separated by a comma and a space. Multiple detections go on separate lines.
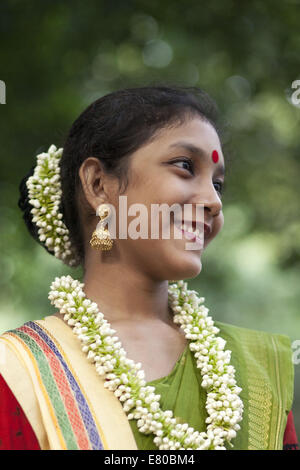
171, 157, 224, 195
214, 181, 224, 196
172, 157, 195, 174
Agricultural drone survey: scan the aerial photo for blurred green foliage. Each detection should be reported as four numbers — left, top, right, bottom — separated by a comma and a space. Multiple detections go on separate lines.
0, 0, 299, 436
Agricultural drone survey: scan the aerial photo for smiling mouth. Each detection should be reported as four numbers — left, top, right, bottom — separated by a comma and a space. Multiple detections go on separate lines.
172, 222, 205, 249
173, 219, 211, 241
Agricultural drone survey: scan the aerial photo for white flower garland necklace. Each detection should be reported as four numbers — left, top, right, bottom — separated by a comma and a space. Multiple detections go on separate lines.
48, 275, 244, 450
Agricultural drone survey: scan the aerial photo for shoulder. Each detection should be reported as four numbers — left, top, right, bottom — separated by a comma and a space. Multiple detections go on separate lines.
0, 319, 46, 404
214, 320, 293, 376
214, 319, 295, 412
214, 319, 292, 353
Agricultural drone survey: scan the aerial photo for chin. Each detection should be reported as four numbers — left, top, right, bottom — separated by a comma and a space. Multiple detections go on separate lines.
168, 256, 203, 281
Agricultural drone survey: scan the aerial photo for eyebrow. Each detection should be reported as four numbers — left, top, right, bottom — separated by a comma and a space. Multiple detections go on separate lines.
168, 141, 225, 176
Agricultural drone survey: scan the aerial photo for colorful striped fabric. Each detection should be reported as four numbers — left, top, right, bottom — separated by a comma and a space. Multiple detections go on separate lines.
7, 321, 105, 450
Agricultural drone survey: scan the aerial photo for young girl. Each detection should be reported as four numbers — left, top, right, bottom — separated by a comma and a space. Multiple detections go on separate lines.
0, 86, 298, 450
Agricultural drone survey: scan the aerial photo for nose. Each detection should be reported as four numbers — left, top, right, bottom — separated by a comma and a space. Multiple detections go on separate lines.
205, 187, 222, 218
194, 182, 223, 219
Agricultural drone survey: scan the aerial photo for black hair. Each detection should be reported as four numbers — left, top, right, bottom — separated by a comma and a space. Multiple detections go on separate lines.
18, 85, 222, 268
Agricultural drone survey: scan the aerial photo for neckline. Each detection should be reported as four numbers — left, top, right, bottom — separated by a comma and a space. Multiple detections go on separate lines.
146, 342, 189, 385
50, 314, 189, 386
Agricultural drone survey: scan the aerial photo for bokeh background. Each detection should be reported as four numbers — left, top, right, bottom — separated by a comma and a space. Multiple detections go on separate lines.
0, 0, 299, 437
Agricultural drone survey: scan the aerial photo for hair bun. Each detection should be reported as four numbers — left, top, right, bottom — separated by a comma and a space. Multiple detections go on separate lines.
18, 165, 53, 254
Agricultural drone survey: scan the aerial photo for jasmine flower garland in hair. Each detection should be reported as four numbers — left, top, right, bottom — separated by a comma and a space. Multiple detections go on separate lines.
26, 145, 80, 267
48, 275, 244, 450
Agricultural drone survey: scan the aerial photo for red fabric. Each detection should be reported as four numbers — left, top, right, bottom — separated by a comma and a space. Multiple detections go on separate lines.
0, 374, 40, 450
0, 373, 299, 450
283, 410, 299, 450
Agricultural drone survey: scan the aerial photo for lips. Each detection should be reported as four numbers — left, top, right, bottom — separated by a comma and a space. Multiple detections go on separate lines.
180, 228, 202, 244
179, 220, 212, 238
171, 219, 211, 250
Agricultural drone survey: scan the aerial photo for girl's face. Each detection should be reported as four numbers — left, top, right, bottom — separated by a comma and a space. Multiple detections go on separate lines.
109, 116, 225, 281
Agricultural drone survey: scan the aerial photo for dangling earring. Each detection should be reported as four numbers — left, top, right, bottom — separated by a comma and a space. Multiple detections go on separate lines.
90, 204, 113, 251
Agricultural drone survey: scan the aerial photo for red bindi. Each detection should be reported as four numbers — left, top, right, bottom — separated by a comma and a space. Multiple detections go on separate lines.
212, 150, 219, 163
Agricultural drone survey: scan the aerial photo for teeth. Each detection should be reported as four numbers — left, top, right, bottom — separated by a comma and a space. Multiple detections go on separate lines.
179, 224, 202, 238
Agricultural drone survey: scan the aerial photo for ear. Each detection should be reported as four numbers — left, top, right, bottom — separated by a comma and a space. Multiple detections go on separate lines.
78, 157, 108, 212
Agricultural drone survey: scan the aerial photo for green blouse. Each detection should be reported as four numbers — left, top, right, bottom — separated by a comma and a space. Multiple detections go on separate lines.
129, 320, 294, 450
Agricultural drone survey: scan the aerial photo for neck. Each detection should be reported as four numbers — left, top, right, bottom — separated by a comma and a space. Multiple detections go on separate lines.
82, 253, 173, 326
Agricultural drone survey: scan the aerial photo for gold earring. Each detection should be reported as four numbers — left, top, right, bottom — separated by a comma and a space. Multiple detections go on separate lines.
90, 204, 113, 251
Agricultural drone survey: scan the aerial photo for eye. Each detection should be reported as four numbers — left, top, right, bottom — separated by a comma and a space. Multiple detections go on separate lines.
171, 157, 194, 175
213, 180, 224, 196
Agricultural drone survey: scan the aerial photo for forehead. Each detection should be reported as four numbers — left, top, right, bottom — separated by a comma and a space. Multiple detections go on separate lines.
158, 117, 221, 148
132, 117, 225, 167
